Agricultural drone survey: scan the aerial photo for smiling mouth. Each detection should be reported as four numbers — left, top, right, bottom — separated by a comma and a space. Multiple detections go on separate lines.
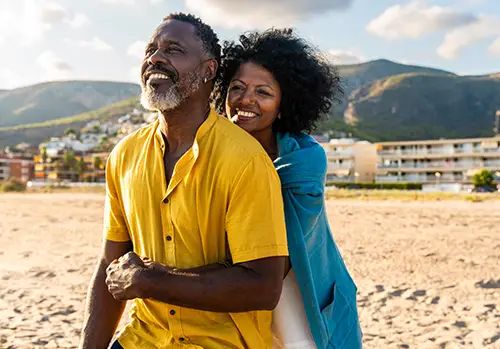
234, 109, 260, 119
147, 72, 172, 85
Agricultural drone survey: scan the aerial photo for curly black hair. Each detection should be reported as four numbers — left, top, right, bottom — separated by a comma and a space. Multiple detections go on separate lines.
164, 13, 221, 62
213, 28, 343, 134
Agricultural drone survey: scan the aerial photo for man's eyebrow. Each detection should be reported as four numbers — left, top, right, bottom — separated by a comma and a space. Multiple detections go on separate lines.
148, 37, 186, 48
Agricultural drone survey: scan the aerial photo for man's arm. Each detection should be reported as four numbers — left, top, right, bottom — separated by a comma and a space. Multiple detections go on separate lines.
79, 239, 133, 349
107, 252, 287, 313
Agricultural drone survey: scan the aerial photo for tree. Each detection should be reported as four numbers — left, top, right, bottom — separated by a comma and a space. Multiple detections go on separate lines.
41, 146, 48, 181
473, 169, 496, 189
62, 151, 77, 181
75, 157, 87, 182
64, 128, 77, 137
93, 156, 102, 182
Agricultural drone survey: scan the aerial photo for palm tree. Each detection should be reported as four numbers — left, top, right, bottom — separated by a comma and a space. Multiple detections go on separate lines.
93, 156, 103, 182
62, 151, 77, 181
41, 146, 48, 181
75, 157, 87, 183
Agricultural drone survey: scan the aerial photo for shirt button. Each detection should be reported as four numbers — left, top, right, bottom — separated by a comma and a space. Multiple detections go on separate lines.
163, 198, 169, 204
179, 338, 185, 342
170, 309, 176, 315
166, 235, 172, 241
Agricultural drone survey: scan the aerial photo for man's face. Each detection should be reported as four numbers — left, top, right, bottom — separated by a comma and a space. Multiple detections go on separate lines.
140, 19, 205, 112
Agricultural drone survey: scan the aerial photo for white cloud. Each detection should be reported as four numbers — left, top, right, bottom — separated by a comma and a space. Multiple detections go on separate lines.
366, 1, 477, 40
129, 66, 141, 84
37, 51, 73, 81
127, 40, 147, 60
101, 0, 163, 4
67, 13, 91, 28
0, 69, 16, 89
437, 15, 500, 59
488, 37, 500, 57
327, 50, 364, 65
0, 0, 90, 45
101, 0, 135, 3
185, 0, 353, 29
71, 37, 113, 51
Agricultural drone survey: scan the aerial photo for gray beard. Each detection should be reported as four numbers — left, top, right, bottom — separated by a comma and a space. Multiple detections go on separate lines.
140, 69, 203, 112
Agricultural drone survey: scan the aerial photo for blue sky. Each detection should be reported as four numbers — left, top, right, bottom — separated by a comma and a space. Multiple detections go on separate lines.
0, 0, 498, 89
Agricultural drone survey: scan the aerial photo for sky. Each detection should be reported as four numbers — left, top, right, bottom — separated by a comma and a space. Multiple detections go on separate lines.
0, 0, 499, 90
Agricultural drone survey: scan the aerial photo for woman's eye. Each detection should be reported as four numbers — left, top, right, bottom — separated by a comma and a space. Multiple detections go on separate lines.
258, 90, 272, 96
230, 85, 243, 91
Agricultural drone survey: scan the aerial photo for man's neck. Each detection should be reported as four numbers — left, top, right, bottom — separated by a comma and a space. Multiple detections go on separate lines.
159, 100, 210, 154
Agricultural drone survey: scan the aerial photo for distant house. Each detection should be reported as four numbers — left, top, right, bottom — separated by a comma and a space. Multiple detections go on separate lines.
118, 114, 131, 124
0, 153, 34, 182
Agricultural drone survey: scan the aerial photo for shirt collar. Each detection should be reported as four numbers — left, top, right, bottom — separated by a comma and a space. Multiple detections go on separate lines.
154, 108, 218, 157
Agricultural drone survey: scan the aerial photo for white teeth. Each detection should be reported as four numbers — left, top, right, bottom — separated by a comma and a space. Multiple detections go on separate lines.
148, 73, 170, 82
237, 111, 257, 118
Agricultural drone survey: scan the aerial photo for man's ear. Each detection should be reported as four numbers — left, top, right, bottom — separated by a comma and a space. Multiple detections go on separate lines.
204, 59, 218, 82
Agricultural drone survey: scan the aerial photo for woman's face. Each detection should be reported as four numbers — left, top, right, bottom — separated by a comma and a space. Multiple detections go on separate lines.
225, 62, 282, 135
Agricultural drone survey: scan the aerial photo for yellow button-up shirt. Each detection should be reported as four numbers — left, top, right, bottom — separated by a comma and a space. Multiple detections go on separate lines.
104, 109, 288, 348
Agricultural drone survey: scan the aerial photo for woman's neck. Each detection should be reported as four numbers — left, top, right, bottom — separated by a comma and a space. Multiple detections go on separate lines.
251, 128, 278, 160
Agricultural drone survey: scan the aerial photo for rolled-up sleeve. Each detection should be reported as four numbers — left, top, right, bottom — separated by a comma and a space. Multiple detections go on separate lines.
225, 154, 288, 264
103, 153, 130, 242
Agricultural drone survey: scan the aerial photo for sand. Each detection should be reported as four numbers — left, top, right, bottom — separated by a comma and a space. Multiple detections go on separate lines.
0, 193, 499, 348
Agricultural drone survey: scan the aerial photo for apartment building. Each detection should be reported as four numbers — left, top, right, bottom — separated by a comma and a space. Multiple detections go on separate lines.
376, 137, 500, 183
321, 139, 377, 182
34, 152, 108, 183
0, 154, 35, 181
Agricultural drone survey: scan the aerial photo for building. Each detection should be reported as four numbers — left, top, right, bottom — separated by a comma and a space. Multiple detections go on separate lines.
0, 154, 35, 181
321, 139, 377, 182
34, 152, 108, 183
376, 136, 500, 183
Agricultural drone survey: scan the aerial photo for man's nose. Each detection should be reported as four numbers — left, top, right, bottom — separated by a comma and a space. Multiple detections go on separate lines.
148, 49, 168, 66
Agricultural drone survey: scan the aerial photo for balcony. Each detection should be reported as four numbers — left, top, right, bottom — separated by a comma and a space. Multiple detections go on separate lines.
328, 163, 354, 170
377, 164, 399, 169
326, 150, 354, 158
484, 161, 500, 168
400, 162, 482, 169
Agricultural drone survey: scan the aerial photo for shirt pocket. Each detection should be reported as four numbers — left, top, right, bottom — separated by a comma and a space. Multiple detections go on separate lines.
320, 284, 358, 348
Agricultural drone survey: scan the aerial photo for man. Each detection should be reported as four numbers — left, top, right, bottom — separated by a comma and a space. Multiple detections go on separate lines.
79, 13, 288, 349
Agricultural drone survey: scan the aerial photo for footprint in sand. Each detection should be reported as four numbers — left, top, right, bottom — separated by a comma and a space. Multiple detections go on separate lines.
475, 279, 500, 289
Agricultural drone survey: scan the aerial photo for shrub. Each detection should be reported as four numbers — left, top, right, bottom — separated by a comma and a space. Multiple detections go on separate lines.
0, 178, 27, 192
472, 169, 496, 189
325, 181, 422, 190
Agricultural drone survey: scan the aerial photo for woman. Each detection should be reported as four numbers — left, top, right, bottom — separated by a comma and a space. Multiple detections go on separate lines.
213, 29, 363, 349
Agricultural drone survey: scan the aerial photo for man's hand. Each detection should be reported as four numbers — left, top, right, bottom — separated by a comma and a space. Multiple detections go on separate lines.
105, 252, 147, 301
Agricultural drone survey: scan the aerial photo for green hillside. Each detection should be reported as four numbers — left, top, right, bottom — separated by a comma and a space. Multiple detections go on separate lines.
0, 80, 140, 128
337, 59, 454, 99
344, 73, 500, 141
0, 97, 141, 148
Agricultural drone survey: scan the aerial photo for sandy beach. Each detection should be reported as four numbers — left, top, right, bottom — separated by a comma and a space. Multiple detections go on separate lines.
0, 193, 499, 348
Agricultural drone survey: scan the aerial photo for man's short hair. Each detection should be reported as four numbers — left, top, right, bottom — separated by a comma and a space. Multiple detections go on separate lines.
164, 13, 221, 61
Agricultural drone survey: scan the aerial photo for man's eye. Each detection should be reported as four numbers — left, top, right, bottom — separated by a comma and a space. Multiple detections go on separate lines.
167, 47, 182, 53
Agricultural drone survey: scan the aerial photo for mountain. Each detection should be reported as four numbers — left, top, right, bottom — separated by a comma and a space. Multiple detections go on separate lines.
337, 59, 455, 100
0, 81, 141, 128
0, 97, 141, 148
344, 73, 500, 141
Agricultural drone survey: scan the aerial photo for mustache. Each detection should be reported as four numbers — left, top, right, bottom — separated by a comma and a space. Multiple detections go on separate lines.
143, 64, 179, 83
